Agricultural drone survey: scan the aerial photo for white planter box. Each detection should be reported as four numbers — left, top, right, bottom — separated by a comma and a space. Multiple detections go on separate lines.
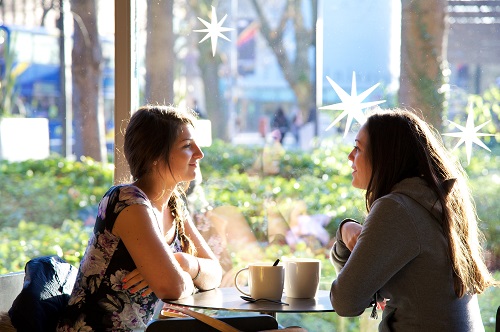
0, 118, 50, 161
195, 119, 212, 147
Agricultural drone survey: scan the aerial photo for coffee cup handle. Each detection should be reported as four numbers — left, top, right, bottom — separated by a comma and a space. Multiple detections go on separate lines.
234, 267, 251, 297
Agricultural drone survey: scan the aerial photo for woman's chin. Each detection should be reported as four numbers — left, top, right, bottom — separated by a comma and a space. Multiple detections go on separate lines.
351, 180, 364, 190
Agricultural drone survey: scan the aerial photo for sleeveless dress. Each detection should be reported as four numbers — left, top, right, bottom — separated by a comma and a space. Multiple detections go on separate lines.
57, 184, 183, 331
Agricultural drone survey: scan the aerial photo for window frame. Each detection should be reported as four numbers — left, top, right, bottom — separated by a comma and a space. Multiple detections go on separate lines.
114, 0, 135, 184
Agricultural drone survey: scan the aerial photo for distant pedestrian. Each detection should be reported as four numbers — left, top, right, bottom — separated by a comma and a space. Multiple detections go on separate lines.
271, 107, 289, 144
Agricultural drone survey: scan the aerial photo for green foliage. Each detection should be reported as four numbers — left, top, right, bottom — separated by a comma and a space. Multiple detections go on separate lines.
0, 157, 114, 228
442, 87, 500, 267
478, 271, 500, 332
447, 86, 500, 144
0, 157, 112, 274
466, 150, 500, 267
201, 138, 366, 243
471, 87, 500, 138
447, 144, 500, 269
0, 219, 91, 273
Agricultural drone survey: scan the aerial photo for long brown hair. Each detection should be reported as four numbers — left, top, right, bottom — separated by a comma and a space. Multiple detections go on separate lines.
364, 108, 497, 296
124, 104, 198, 255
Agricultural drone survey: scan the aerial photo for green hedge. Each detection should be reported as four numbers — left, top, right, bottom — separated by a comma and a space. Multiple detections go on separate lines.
1, 139, 498, 273
0, 157, 114, 228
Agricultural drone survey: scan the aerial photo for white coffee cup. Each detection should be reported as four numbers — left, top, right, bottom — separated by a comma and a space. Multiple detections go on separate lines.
283, 258, 321, 298
234, 263, 284, 301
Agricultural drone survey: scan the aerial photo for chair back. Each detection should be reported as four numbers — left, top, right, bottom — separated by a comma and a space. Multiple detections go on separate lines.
146, 314, 279, 332
0, 272, 25, 312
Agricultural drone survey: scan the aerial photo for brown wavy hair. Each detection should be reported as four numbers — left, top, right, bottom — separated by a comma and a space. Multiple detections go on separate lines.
123, 104, 198, 255
364, 108, 497, 297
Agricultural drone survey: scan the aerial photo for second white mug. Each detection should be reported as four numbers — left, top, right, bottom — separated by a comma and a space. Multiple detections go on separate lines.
284, 258, 321, 298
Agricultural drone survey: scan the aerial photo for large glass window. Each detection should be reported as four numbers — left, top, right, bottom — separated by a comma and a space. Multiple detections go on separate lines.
126, 1, 500, 329
1, 0, 499, 331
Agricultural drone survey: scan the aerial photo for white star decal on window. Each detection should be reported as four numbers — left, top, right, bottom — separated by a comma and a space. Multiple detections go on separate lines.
443, 103, 494, 165
194, 6, 234, 57
319, 72, 385, 136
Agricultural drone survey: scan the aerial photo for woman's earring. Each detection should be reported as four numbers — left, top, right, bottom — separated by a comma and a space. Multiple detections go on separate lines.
153, 161, 158, 166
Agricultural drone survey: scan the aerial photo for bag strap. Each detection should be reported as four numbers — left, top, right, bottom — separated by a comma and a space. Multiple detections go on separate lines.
163, 303, 241, 332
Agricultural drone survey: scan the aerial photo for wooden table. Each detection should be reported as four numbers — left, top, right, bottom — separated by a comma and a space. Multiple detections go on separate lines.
163, 287, 335, 318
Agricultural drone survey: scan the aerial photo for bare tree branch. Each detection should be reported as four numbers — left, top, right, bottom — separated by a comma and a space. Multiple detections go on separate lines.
250, 0, 316, 120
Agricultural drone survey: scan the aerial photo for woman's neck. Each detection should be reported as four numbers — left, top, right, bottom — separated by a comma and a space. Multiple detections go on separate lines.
133, 177, 174, 211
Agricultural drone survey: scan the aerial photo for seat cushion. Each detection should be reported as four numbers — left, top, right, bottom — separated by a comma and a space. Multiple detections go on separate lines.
0, 272, 25, 312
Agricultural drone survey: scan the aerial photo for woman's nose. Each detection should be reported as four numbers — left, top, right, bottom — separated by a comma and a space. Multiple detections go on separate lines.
195, 144, 204, 159
347, 150, 354, 161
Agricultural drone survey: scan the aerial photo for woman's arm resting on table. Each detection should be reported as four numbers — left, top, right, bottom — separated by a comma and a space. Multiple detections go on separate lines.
121, 211, 222, 297
114, 205, 195, 300
330, 199, 419, 317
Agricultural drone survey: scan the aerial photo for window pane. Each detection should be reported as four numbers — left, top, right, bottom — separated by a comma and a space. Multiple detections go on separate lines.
0, 0, 114, 271
134, 0, 499, 330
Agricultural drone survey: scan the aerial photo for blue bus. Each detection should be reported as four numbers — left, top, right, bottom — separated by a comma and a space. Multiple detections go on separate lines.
0, 24, 114, 153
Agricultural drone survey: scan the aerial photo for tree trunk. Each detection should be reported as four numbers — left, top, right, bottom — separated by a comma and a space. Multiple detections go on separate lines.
70, 0, 105, 161
145, 0, 174, 104
399, 0, 448, 130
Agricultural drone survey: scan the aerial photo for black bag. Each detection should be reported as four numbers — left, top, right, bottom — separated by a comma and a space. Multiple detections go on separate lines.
8, 255, 77, 332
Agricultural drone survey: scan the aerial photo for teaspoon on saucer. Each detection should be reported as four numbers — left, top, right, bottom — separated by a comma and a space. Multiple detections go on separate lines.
240, 295, 289, 306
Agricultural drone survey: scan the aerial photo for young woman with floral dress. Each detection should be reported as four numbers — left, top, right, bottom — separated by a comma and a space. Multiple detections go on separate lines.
57, 105, 222, 331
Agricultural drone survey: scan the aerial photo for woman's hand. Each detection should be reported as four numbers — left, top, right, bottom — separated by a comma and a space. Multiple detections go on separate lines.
122, 269, 153, 297
341, 221, 362, 251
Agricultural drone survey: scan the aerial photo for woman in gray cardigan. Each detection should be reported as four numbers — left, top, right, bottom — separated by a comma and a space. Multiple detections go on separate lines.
329, 109, 498, 331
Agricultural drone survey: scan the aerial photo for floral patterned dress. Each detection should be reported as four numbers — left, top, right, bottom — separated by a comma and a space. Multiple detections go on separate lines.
57, 184, 183, 332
